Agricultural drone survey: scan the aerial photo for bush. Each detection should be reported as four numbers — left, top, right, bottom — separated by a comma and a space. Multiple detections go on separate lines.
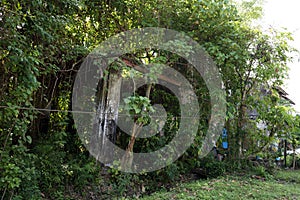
33, 140, 102, 198
200, 156, 227, 178
0, 148, 41, 200
107, 167, 147, 198
253, 166, 268, 178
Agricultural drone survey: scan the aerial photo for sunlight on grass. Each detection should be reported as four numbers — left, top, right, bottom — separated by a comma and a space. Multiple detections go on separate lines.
138, 170, 300, 200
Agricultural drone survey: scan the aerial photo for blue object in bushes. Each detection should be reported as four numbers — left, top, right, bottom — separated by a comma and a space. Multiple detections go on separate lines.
275, 157, 281, 161
222, 141, 228, 149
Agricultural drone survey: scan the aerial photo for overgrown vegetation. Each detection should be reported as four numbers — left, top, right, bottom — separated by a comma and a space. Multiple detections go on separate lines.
1, 0, 299, 199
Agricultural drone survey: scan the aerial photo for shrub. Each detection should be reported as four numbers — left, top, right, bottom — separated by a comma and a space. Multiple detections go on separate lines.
200, 156, 227, 178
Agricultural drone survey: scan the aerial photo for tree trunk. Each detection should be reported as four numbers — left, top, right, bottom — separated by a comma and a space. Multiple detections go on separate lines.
121, 84, 152, 171
237, 104, 246, 159
292, 147, 296, 170
284, 139, 287, 167
121, 122, 143, 170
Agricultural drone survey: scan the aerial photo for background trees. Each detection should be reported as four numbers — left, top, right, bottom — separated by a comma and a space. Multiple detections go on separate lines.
0, 0, 298, 198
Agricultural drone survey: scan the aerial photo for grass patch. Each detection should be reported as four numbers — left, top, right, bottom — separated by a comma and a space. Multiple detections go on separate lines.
137, 170, 300, 200
274, 170, 300, 184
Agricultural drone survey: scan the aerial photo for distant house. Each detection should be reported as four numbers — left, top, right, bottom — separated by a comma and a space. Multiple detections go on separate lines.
245, 85, 295, 153
248, 86, 295, 119
273, 86, 295, 105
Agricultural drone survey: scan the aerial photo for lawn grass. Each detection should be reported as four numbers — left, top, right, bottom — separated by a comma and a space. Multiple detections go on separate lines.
137, 170, 300, 200
274, 170, 300, 184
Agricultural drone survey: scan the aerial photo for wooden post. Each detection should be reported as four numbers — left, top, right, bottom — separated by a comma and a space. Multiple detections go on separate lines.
95, 72, 122, 165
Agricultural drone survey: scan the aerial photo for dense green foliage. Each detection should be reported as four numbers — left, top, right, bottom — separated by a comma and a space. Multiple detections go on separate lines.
0, 0, 299, 199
